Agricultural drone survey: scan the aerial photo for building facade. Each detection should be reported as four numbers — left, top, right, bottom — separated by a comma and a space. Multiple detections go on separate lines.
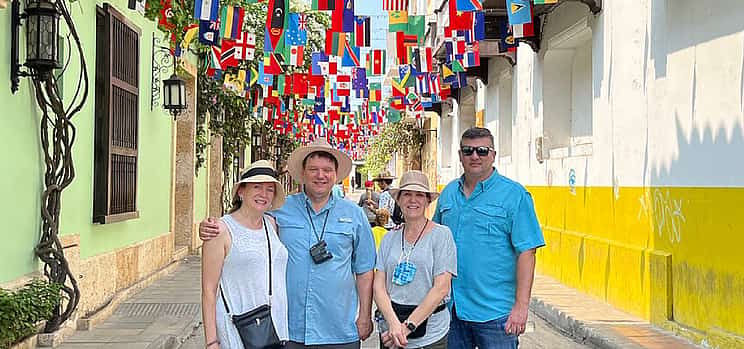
0, 0, 220, 324
430, 0, 744, 347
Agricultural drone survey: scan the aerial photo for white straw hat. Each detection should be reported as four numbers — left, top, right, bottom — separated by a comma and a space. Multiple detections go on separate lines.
388, 170, 439, 203
231, 160, 286, 209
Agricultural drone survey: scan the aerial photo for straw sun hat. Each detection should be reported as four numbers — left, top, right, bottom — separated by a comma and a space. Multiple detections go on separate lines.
286, 138, 352, 184
231, 160, 286, 209
388, 170, 439, 203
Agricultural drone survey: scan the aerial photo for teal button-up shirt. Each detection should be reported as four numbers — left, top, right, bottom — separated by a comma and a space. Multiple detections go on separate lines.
433, 169, 545, 322
271, 192, 376, 344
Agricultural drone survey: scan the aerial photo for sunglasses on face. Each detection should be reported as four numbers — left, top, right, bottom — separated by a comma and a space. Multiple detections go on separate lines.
461, 146, 494, 157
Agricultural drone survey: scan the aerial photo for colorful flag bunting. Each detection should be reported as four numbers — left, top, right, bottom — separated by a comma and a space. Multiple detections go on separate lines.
220, 6, 244, 39
194, 0, 219, 21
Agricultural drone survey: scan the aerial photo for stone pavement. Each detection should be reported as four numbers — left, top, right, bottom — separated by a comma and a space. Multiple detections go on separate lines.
57, 256, 201, 349
531, 274, 703, 349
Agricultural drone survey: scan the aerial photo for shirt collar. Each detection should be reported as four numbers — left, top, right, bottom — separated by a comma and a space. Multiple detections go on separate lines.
457, 167, 499, 195
301, 190, 337, 215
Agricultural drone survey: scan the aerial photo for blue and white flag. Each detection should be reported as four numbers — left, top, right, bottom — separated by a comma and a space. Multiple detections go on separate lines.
506, 0, 531, 25
194, 0, 219, 21
286, 13, 308, 46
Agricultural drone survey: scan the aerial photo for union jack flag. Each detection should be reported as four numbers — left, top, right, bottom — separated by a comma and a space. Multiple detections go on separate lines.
298, 14, 308, 31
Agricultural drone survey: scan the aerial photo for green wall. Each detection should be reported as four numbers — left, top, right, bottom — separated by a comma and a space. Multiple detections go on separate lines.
0, 0, 179, 283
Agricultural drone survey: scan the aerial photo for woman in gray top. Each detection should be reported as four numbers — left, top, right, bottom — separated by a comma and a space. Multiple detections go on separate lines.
374, 171, 457, 349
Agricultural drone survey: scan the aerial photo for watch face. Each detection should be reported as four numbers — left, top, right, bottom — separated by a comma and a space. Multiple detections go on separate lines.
406, 322, 416, 331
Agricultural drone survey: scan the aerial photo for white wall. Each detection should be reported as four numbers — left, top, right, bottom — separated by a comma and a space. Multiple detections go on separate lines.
490, 0, 744, 189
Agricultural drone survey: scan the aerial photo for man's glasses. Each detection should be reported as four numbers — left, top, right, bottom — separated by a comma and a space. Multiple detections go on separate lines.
461, 146, 493, 157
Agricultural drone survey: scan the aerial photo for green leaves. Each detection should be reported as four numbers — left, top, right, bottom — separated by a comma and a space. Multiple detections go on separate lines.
0, 280, 62, 348
364, 122, 425, 176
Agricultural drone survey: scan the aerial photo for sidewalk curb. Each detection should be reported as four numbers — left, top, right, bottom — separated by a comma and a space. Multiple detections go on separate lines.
530, 297, 640, 349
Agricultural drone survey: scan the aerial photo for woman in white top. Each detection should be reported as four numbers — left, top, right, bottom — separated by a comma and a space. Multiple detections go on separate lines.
202, 160, 289, 349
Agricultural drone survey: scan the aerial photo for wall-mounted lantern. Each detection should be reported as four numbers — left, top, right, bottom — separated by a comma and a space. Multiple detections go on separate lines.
11, 0, 61, 93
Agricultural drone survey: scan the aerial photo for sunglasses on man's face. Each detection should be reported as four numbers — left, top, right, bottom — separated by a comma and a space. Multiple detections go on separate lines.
461, 146, 494, 157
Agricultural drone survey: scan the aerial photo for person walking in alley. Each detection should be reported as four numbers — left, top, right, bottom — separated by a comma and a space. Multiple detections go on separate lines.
201, 160, 289, 349
375, 170, 457, 349
433, 128, 545, 349
359, 180, 381, 227
200, 139, 377, 349
373, 171, 398, 229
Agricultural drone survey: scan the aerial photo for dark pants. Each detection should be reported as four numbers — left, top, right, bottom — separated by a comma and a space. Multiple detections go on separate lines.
285, 341, 360, 349
448, 309, 518, 349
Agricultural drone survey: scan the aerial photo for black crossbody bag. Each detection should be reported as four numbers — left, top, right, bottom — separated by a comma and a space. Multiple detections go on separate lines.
220, 217, 282, 349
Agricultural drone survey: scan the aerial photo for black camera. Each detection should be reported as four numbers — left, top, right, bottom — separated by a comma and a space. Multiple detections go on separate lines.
310, 240, 333, 264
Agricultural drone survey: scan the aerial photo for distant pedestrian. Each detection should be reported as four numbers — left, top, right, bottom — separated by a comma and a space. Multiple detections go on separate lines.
201, 160, 289, 349
359, 180, 380, 227
375, 170, 457, 349
374, 171, 397, 229
433, 128, 545, 349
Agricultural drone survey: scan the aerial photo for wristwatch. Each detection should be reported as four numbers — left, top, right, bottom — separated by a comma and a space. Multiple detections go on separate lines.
404, 320, 417, 333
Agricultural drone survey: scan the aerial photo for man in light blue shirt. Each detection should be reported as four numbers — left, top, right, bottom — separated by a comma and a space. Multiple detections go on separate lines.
433, 128, 545, 349
200, 139, 376, 349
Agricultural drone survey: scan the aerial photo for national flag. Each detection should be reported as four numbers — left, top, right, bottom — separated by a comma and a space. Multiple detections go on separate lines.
292, 73, 309, 96
428, 73, 441, 95
289, 45, 304, 66
342, 41, 361, 67
473, 11, 486, 40
462, 41, 480, 67
498, 17, 517, 52
354, 16, 371, 47
352, 68, 368, 92
396, 32, 418, 64
405, 15, 425, 42
325, 30, 346, 57
415, 74, 429, 95
181, 24, 199, 51
312, 0, 335, 10
235, 31, 256, 60
220, 39, 239, 67
449, 0, 474, 31
512, 3, 535, 38
441, 63, 455, 83
194, 0, 219, 21
286, 13, 308, 45
247, 66, 259, 87
224, 70, 246, 94
220, 6, 244, 39
158, 0, 175, 30
311, 52, 329, 75
418, 47, 432, 72
342, 0, 355, 32
506, 0, 531, 25
266, 0, 287, 52
388, 11, 408, 32
198, 20, 220, 46
259, 62, 273, 86
398, 64, 413, 87
207, 45, 221, 75
336, 75, 351, 96
383, 0, 408, 11
456, 0, 482, 11
533, 0, 558, 4
367, 49, 385, 75
263, 52, 284, 74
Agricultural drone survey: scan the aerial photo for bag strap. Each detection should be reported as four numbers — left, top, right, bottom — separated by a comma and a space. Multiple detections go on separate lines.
218, 215, 274, 313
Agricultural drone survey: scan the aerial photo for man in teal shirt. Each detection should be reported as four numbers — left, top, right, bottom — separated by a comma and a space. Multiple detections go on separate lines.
433, 128, 545, 349
200, 139, 376, 349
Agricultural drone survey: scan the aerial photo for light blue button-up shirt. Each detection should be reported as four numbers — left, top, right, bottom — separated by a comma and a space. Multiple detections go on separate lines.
271, 192, 376, 344
433, 169, 545, 322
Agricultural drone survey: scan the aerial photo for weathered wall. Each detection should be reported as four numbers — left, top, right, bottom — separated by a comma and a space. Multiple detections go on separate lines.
481, 1, 744, 347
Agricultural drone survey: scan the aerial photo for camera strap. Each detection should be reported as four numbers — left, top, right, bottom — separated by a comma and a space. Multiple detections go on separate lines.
305, 204, 331, 242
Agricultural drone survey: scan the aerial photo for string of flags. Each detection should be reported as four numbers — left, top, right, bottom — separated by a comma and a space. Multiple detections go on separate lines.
158, 0, 558, 161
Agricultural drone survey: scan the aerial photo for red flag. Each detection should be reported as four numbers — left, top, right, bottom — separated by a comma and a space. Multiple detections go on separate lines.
331, 0, 345, 32
449, 0, 474, 31
266, 0, 286, 51
159, 0, 175, 30
292, 73, 309, 96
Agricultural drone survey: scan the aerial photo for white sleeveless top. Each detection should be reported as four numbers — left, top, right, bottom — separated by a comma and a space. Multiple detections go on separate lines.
216, 214, 289, 348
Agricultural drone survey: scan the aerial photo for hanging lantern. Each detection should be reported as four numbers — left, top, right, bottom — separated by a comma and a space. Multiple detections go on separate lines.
162, 73, 186, 118
11, 0, 61, 93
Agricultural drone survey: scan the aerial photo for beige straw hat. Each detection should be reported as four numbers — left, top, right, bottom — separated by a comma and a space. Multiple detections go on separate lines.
388, 170, 439, 203
286, 138, 352, 184
231, 160, 286, 209
373, 170, 396, 181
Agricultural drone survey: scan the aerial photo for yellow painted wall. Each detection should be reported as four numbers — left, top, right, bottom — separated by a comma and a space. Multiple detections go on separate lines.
530, 186, 744, 348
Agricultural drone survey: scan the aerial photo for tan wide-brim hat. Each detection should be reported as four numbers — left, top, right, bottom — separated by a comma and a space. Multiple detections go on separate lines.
388, 170, 439, 203
231, 160, 286, 209
286, 138, 352, 184
373, 170, 396, 181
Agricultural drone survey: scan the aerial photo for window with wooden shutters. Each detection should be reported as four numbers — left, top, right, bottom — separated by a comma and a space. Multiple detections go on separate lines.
93, 4, 141, 224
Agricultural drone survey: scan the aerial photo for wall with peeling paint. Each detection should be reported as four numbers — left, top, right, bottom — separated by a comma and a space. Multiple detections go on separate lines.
479, 1, 744, 348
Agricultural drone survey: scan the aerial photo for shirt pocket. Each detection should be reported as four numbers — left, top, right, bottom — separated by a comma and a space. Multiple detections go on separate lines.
439, 205, 457, 227
324, 224, 355, 258
472, 205, 511, 240
279, 223, 307, 250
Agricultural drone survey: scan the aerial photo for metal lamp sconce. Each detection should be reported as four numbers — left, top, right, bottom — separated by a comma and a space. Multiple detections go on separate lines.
11, 0, 61, 94
161, 57, 186, 119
